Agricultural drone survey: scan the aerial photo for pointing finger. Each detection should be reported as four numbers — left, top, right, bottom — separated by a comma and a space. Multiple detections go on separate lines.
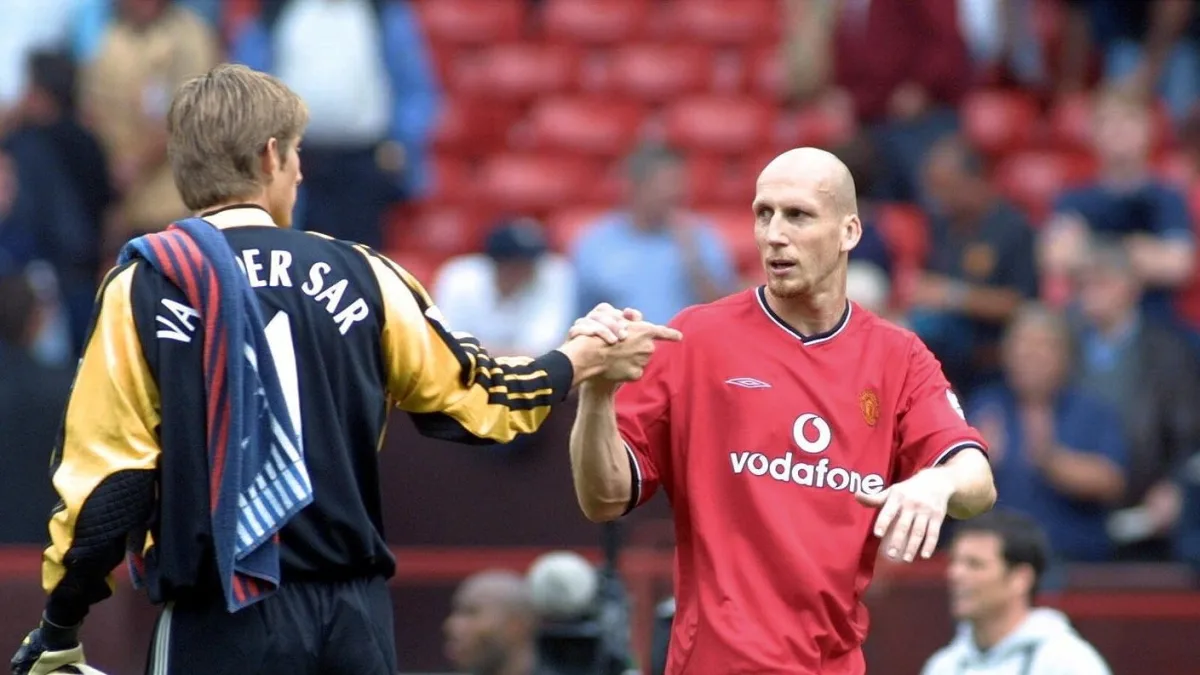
653, 326, 682, 341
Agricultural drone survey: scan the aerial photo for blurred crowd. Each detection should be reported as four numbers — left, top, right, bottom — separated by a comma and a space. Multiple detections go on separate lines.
2, 0, 1200, 613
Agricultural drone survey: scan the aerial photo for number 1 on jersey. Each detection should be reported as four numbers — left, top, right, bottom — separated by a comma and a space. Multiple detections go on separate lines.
264, 310, 303, 441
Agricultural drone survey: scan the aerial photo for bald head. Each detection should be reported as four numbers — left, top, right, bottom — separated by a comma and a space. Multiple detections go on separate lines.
758, 147, 858, 217
445, 569, 538, 672
457, 570, 535, 619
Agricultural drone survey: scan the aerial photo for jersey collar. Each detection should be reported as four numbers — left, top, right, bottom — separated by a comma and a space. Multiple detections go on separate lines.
755, 285, 852, 346
199, 204, 276, 229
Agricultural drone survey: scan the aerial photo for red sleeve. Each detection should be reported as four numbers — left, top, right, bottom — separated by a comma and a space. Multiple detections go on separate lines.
914, 0, 971, 107
614, 328, 681, 514
892, 336, 987, 483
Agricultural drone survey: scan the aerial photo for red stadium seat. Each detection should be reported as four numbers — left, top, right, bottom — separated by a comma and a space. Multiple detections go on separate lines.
782, 101, 858, 149
386, 205, 488, 259
546, 207, 611, 252
874, 203, 930, 310
450, 44, 581, 100
477, 154, 597, 214
749, 48, 786, 100
1047, 92, 1094, 150
540, 0, 650, 44
664, 97, 774, 154
660, 0, 781, 45
425, 154, 474, 204
383, 248, 444, 287
698, 207, 759, 276
1154, 150, 1197, 189
874, 203, 929, 271
992, 150, 1097, 223
528, 98, 646, 156
415, 0, 525, 45
685, 155, 761, 206
608, 44, 715, 101
961, 89, 1040, 156
432, 98, 521, 153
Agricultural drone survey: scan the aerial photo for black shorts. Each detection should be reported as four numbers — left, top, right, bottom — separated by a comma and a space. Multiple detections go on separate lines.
144, 576, 396, 675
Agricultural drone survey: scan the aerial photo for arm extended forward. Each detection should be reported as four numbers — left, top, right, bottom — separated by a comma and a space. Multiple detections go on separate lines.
569, 382, 634, 523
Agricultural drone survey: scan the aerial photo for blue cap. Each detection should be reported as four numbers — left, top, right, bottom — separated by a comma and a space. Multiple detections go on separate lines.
484, 218, 547, 261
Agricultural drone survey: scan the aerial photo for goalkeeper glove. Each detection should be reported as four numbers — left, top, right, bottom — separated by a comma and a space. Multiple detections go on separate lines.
10, 616, 104, 675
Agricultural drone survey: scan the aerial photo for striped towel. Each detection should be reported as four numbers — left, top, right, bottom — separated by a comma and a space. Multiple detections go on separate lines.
118, 217, 312, 613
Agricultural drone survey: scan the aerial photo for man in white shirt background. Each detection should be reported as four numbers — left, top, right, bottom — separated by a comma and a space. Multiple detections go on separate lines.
433, 218, 576, 358
922, 510, 1112, 675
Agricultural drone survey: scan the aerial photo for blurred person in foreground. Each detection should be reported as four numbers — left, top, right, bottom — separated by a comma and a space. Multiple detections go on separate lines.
910, 134, 1039, 398
444, 570, 549, 675
921, 510, 1111, 675
572, 144, 737, 326
1071, 238, 1200, 560
567, 148, 996, 673
1039, 86, 1194, 324
968, 305, 1127, 563
433, 218, 576, 357
9, 63, 678, 675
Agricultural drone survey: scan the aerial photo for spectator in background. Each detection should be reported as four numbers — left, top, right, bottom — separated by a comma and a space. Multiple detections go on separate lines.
1061, 0, 1199, 123
911, 134, 1039, 397
835, 134, 897, 318
444, 570, 550, 675
835, 133, 895, 279
1070, 238, 1200, 561
72, 0, 223, 62
1040, 87, 1195, 324
6, 50, 114, 350
969, 305, 1127, 563
786, 0, 972, 202
956, 0, 1046, 88
83, 0, 219, 258
921, 510, 1112, 675
573, 144, 737, 326
0, 271, 73, 544
232, 0, 442, 248
433, 218, 576, 357
0, 139, 90, 365
0, 0, 75, 122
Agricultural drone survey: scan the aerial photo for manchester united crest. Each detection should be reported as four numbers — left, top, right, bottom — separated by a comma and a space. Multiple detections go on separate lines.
859, 389, 879, 427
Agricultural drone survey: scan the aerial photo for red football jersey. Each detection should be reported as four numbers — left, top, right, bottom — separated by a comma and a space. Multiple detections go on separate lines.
616, 287, 986, 674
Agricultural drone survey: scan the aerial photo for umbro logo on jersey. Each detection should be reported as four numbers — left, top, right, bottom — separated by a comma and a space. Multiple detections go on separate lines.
726, 377, 771, 389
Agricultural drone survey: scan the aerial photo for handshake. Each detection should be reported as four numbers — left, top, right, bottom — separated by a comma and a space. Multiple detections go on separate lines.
559, 303, 682, 387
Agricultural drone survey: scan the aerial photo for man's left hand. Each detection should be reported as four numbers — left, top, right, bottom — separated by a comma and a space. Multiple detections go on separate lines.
856, 469, 955, 563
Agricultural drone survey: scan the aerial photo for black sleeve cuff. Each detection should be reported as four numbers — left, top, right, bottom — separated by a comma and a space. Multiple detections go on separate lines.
935, 442, 987, 467
44, 595, 88, 632
535, 349, 575, 402
622, 447, 640, 516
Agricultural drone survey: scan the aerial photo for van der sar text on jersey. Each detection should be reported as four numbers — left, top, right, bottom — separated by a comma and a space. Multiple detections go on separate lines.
154, 248, 372, 343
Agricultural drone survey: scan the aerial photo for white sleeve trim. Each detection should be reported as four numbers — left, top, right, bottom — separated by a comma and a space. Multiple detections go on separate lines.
928, 440, 986, 468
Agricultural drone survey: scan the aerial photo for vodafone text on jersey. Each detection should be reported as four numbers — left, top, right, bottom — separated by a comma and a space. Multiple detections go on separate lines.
729, 412, 887, 495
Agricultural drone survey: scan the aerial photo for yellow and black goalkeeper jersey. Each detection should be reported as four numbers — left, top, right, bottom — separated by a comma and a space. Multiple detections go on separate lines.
42, 205, 574, 625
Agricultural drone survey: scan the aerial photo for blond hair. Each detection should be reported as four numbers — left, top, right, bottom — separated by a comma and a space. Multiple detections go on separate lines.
166, 63, 308, 211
